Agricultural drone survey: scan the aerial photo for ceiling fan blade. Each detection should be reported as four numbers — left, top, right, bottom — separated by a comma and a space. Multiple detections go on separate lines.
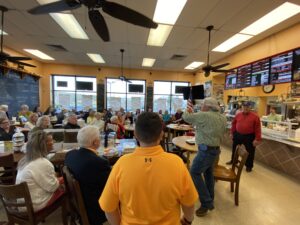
7, 56, 32, 61
89, 10, 110, 42
212, 69, 235, 73
102, 1, 158, 29
28, 0, 81, 14
8, 59, 36, 68
212, 63, 230, 70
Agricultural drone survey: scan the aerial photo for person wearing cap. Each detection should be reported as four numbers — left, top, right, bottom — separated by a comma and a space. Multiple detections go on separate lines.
182, 97, 227, 217
227, 101, 261, 172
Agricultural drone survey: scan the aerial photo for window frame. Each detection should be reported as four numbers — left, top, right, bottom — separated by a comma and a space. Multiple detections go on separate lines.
51, 75, 97, 111
105, 77, 146, 112
153, 80, 190, 113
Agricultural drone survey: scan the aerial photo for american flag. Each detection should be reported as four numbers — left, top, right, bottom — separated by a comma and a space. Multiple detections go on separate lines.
187, 87, 193, 112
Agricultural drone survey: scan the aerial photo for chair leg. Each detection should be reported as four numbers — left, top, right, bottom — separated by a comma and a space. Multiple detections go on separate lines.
230, 182, 234, 192
235, 181, 240, 206
62, 199, 68, 225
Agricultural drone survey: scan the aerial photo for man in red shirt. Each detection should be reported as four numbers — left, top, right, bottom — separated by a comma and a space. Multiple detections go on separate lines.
227, 101, 261, 172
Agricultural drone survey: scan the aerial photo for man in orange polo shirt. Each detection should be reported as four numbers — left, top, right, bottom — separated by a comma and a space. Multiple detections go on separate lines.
99, 112, 198, 225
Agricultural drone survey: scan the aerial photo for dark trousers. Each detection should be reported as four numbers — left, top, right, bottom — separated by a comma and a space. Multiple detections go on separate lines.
231, 132, 255, 169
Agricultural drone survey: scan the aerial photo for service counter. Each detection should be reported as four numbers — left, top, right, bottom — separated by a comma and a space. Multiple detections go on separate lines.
222, 129, 300, 180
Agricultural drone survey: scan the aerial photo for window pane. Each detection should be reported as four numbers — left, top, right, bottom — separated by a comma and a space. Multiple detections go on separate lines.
76, 77, 97, 92
53, 76, 75, 91
127, 94, 145, 112
153, 95, 170, 112
107, 93, 126, 111
54, 91, 76, 110
172, 82, 189, 95
107, 78, 126, 93
171, 96, 186, 114
154, 81, 171, 94
127, 80, 145, 94
76, 92, 97, 111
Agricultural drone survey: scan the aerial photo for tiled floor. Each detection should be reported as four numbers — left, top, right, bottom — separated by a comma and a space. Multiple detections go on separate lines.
1, 146, 300, 225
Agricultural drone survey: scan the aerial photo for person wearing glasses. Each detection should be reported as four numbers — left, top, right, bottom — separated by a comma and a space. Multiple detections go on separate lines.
0, 117, 14, 141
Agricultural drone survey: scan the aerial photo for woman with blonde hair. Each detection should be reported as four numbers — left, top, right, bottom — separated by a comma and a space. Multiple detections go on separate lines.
90, 112, 105, 132
16, 130, 64, 211
24, 113, 38, 130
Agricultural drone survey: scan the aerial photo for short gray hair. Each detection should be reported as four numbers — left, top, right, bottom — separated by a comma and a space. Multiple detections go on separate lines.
0, 110, 7, 119
36, 115, 50, 128
77, 126, 99, 148
20, 104, 29, 111
203, 97, 220, 112
0, 105, 8, 111
110, 115, 118, 123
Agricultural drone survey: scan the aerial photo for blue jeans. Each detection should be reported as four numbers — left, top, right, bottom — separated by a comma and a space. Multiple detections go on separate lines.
190, 144, 220, 209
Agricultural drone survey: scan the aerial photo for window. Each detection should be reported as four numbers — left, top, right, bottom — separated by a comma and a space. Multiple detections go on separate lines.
153, 81, 189, 113
106, 78, 146, 112
51, 75, 97, 111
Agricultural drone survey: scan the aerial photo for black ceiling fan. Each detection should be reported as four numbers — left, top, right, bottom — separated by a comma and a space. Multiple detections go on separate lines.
0, 6, 36, 68
202, 25, 234, 77
28, 0, 158, 42
119, 49, 131, 83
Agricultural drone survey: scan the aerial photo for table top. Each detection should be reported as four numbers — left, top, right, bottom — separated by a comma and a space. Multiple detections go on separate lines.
172, 136, 198, 152
167, 124, 193, 131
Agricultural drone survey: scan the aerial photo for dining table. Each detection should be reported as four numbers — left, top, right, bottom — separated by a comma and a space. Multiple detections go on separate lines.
172, 135, 197, 169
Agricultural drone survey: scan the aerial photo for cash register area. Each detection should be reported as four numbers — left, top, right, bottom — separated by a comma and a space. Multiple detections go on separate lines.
1, 145, 299, 225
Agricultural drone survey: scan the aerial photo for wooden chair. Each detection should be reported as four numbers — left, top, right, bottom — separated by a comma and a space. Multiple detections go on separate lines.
0, 153, 17, 185
62, 166, 90, 225
64, 129, 79, 143
214, 145, 249, 206
0, 182, 68, 225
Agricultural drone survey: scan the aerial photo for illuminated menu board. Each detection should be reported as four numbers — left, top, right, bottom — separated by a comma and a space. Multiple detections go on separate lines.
292, 48, 300, 81
251, 58, 270, 86
225, 73, 237, 89
270, 51, 293, 84
236, 64, 251, 88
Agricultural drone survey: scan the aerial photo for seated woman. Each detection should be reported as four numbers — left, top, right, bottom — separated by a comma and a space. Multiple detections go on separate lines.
162, 110, 171, 124
91, 112, 105, 132
87, 110, 96, 125
0, 118, 14, 141
124, 111, 133, 125
106, 116, 125, 139
29, 115, 51, 136
24, 113, 38, 130
33, 105, 43, 117
16, 131, 64, 211
18, 104, 32, 122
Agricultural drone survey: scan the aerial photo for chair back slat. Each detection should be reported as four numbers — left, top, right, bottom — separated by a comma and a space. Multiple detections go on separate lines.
62, 166, 90, 225
64, 130, 79, 143
233, 145, 249, 180
0, 182, 35, 222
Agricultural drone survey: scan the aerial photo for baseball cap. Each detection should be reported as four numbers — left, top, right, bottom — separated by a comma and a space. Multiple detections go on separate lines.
242, 101, 251, 106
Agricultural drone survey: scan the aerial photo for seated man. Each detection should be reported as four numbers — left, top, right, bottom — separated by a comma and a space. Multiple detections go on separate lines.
100, 112, 198, 225
65, 126, 111, 225
64, 114, 81, 129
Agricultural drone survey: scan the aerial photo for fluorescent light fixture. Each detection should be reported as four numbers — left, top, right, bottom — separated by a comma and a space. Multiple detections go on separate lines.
240, 2, 300, 35
212, 34, 253, 52
147, 24, 173, 46
153, 0, 187, 25
36, 0, 88, 39
0, 29, 7, 35
184, 61, 204, 70
87, 53, 105, 63
24, 49, 54, 60
50, 13, 89, 39
142, 58, 156, 67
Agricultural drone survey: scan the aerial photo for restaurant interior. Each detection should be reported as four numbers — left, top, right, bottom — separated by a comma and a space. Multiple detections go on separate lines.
0, 0, 300, 224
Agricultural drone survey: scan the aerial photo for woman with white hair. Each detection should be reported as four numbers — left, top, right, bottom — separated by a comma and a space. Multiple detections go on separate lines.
106, 115, 125, 139
29, 115, 51, 136
65, 126, 111, 225
182, 97, 227, 217
90, 112, 105, 132
24, 113, 38, 130
16, 131, 64, 211
18, 104, 31, 122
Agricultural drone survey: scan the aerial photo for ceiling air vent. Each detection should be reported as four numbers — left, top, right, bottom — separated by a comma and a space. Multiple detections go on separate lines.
46, 44, 67, 52
170, 54, 187, 61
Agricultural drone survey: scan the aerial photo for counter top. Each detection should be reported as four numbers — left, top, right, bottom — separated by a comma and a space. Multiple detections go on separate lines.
262, 134, 300, 148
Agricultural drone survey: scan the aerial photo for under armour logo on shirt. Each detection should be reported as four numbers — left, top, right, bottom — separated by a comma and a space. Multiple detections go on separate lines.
145, 158, 152, 163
